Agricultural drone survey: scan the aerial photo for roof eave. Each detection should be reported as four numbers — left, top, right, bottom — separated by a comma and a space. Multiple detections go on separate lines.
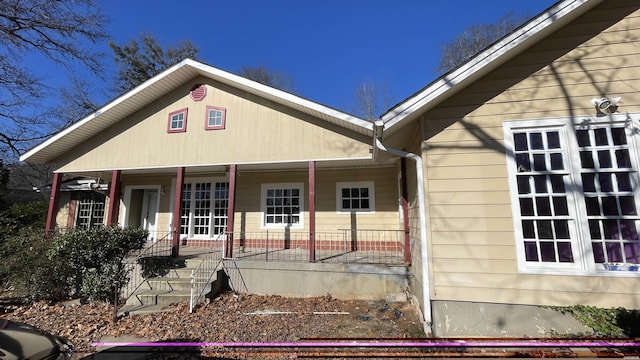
381, 0, 603, 133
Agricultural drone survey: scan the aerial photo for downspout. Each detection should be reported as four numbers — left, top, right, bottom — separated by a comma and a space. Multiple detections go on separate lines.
373, 120, 432, 334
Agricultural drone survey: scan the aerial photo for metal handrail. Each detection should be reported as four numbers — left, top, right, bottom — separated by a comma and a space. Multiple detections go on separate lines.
120, 232, 173, 302
189, 234, 225, 313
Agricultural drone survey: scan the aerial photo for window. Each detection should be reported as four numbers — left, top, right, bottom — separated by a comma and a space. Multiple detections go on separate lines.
261, 183, 304, 228
336, 181, 375, 212
76, 192, 106, 229
180, 180, 229, 238
504, 114, 640, 275
205, 106, 226, 130
167, 108, 188, 133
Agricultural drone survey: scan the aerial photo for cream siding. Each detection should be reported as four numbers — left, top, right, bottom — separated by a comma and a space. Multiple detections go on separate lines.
422, 3, 640, 308
55, 78, 371, 173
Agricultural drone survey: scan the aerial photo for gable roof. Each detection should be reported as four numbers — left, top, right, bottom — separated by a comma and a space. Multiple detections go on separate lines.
380, 0, 604, 135
20, 59, 373, 164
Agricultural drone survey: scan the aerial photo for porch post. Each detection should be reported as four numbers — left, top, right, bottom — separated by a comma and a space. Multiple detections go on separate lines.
172, 167, 185, 257
225, 164, 237, 258
308, 161, 316, 262
106, 169, 122, 226
401, 158, 411, 264
45, 172, 63, 234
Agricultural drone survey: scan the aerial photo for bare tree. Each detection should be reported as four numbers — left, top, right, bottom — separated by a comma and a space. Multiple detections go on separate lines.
0, 0, 108, 156
352, 78, 394, 121
436, 12, 531, 75
238, 65, 295, 92
110, 34, 199, 93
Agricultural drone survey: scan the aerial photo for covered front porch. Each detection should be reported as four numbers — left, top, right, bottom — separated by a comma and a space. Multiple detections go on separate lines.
45, 159, 413, 265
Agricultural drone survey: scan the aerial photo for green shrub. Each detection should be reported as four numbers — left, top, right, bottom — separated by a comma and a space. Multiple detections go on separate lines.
0, 227, 68, 300
48, 226, 148, 302
551, 305, 640, 337
1, 225, 147, 302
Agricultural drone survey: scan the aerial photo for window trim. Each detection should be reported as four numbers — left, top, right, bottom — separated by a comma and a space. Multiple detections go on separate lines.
503, 113, 640, 277
260, 183, 304, 229
336, 181, 375, 213
167, 108, 188, 133
205, 105, 226, 130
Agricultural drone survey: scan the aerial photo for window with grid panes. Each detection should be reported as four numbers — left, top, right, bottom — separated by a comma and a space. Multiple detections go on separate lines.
76, 192, 106, 229
504, 115, 640, 275
261, 183, 303, 228
179, 180, 229, 238
336, 181, 375, 212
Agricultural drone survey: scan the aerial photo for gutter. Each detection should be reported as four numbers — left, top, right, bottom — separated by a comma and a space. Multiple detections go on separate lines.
373, 120, 432, 334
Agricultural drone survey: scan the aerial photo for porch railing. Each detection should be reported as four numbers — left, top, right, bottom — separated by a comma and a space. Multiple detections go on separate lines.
223, 229, 407, 265
120, 231, 174, 302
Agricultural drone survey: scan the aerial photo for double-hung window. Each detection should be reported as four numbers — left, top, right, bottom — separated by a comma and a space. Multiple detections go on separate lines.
504, 114, 640, 275
336, 181, 375, 212
261, 183, 303, 228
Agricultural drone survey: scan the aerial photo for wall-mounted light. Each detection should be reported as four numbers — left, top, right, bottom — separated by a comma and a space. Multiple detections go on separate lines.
591, 96, 621, 114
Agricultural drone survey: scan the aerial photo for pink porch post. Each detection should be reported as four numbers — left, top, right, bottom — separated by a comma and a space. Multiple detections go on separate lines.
45, 172, 63, 234
172, 167, 185, 257
106, 170, 122, 226
401, 158, 411, 264
225, 164, 237, 258
308, 161, 316, 262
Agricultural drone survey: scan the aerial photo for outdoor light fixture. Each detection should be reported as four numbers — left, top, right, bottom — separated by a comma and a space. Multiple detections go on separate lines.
591, 96, 621, 114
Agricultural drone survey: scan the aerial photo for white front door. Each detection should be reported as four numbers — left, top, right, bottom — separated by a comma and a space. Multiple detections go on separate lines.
141, 189, 159, 239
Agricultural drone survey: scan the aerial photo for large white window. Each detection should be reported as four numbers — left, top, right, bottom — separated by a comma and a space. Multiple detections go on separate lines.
180, 180, 229, 238
504, 114, 640, 275
336, 181, 375, 213
261, 183, 304, 228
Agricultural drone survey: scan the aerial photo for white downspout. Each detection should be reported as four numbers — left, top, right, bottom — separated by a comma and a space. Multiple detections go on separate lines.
373, 120, 432, 333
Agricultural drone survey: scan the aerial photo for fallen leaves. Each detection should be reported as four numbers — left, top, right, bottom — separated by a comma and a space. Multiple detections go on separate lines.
2, 292, 425, 355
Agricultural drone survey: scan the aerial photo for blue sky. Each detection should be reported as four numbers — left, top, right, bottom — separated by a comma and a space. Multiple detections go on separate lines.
49, 0, 558, 115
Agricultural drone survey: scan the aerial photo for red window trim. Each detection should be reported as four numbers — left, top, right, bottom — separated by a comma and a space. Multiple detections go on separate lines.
167, 108, 188, 133
205, 105, 226, 130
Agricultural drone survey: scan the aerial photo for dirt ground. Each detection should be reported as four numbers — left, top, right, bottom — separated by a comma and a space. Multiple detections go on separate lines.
2, 292, 426, 357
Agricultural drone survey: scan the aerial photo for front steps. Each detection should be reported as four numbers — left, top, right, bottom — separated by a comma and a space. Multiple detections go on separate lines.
118, 255, 221, 315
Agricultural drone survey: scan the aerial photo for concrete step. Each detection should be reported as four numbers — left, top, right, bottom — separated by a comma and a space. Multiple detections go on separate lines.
168, 268, 198, 279
118, 304, 177, 316
146, 277, 193, 291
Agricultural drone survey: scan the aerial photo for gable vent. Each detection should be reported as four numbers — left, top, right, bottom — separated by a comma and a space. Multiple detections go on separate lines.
190, 84, 207, 101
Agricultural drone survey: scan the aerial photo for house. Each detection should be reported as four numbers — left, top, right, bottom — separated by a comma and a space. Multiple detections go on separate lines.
376, 0, 640, 336
20, 0, 640, 337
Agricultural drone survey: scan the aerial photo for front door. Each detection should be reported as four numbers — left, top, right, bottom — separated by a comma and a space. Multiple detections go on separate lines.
141, 189, 159, 240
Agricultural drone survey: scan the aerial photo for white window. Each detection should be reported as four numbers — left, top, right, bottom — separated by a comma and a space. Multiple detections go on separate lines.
167, 108, 188, 133
180, 180, 229, 238
205, 106, 226, 130
504, 114, 640, 276
336, 181, 375, 213
261, 183, 304, 228
76, 192, 106, 229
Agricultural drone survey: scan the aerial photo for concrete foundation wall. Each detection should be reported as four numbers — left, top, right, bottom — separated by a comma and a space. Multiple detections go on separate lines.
227, 261, 410, 302
432, 300, 590, 337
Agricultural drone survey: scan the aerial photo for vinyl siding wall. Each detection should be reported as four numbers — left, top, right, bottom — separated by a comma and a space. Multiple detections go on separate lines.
56, 77, 371, 173
421, 1, 640, 308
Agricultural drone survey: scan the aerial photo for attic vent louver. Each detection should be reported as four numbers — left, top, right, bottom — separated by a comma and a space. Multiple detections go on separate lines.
190, 84, 207, 101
